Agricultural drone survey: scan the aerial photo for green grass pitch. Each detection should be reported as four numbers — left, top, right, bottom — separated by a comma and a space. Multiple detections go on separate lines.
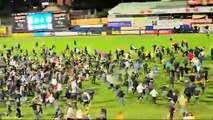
0, 34, 213, 119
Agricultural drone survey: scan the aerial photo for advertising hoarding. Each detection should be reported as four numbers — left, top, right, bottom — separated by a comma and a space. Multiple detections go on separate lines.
12, 13, 28, 32
108, 21, 132, 27
53, 12, 69, 30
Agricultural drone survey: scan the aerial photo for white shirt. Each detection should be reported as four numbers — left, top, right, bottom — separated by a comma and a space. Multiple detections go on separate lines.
51, 78, 57, 86
76, 109, 83, 119
125, 61, 130, 68
83, 92, 91, 101
66, 107, 75, 118
40, 71, 44, 79
21, 75, 26, 82
137, 84, 143, 93
48, 96, 55, 103
200, 51, 205, 57
71, 81, 78, 93
150, 89, 158, 97
57, 83, 62, 92
106, 74, 114, 83
148, 71, 154, 79
84, 64, 89, 69
125, 53, 129, 60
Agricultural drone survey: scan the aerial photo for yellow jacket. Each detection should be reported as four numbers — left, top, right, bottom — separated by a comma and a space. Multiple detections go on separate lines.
116, 113, 123, 120
178, 95, 187, 106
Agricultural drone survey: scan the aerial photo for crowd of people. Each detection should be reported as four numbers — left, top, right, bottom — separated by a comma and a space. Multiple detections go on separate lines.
0, 38, 209, 120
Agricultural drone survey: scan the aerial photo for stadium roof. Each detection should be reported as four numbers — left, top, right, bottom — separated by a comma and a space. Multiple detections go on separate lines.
42, 3, 69, 12
108, 1, 189, 15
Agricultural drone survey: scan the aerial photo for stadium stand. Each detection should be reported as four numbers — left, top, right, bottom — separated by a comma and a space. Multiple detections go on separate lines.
106, 1, 213, 34
108, 1, 189, 16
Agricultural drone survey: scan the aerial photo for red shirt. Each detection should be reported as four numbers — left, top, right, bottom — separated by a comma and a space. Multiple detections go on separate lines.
188, 53, 194, 60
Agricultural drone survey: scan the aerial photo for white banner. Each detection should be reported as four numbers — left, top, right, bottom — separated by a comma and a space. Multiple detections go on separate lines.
55, 32, 78, 36
154, 25, 180, 30
120, 30, 140, 35
108, 18, 133, 22
140, 30, 145, 34
80, 25, 103, 28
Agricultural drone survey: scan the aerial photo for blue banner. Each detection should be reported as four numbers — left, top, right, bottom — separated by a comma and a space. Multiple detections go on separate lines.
107, 21, 132, 27
33, 32, 55, 37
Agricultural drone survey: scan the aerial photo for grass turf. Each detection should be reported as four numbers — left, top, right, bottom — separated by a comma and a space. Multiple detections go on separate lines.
0, 34, 213, 119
